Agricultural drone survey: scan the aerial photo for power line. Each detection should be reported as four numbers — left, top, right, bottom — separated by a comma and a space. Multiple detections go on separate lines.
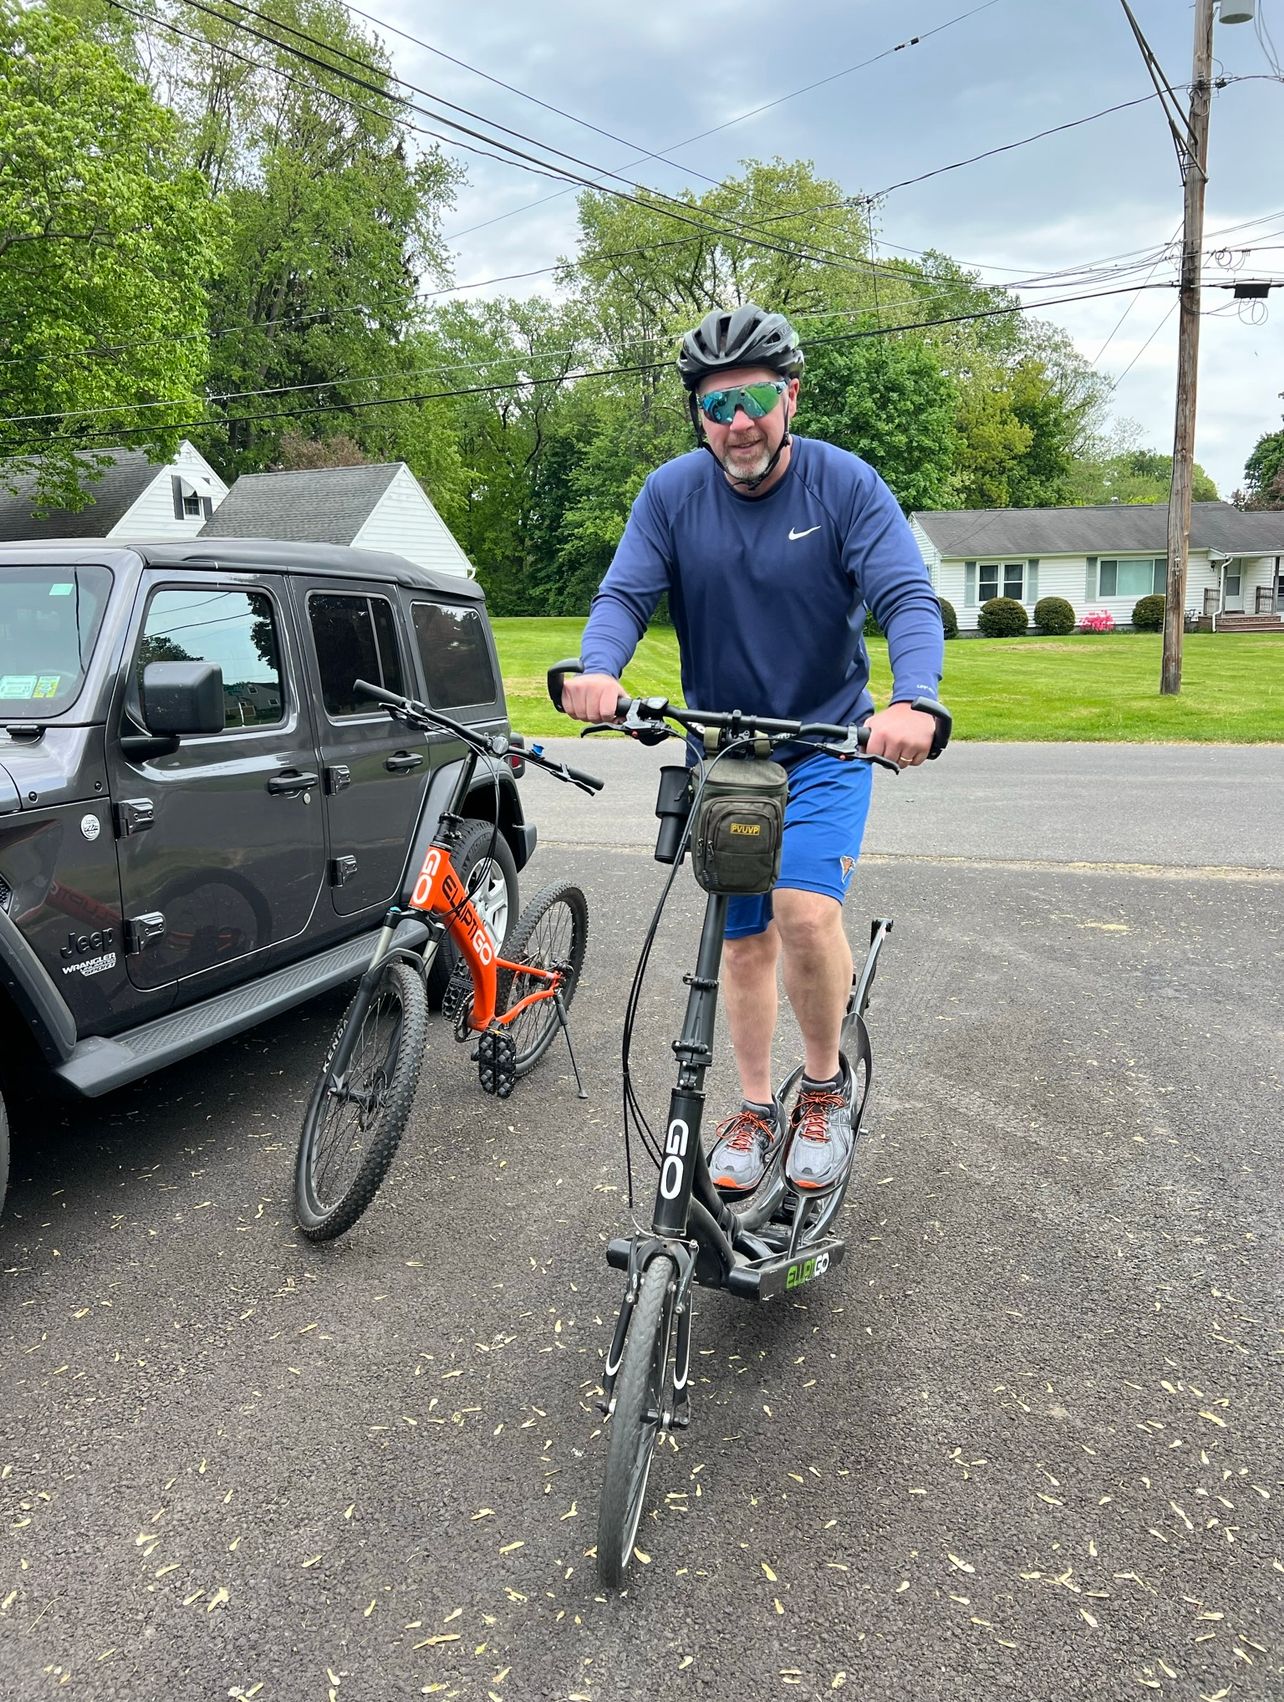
438, 0, 1010, 241
1, 279, 1184, 452
1108, 299, 1179, 388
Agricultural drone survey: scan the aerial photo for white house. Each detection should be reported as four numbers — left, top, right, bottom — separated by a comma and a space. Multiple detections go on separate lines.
0, 441, 227, 543
201, 462, 475, 579
910, 503, 1284, 632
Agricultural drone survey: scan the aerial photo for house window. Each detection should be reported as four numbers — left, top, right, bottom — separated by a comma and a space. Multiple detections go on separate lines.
411, 601, 496, 709
1098, 558, 1165, 598
182, 488, 203, 518
978, 562, 1028, 603
308, 592, 405, 717
137, 588, 284, 730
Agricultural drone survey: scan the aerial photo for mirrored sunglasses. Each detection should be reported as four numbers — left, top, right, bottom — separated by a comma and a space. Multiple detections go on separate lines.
695, 379, 788, 425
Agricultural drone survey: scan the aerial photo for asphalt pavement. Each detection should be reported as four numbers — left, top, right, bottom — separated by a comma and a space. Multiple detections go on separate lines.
1, 744, 1280, 1702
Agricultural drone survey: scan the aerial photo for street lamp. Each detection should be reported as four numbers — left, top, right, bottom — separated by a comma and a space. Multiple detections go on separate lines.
1120, 0, 1254, 694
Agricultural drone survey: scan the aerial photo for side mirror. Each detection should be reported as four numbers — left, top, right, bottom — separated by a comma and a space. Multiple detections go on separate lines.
141, 661, 225, 736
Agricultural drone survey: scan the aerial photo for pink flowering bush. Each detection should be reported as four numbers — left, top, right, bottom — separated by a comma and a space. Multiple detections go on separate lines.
1079, 608, 1115, 633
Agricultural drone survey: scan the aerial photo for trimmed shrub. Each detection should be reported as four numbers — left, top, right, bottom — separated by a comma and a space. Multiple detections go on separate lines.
1132, 593, 1165, 631
977, 596, 1029, 638
938, 597, 958, 639
1034, 595, 1076, 636
863, 609, 883, 638
1079, 608, 1115, 633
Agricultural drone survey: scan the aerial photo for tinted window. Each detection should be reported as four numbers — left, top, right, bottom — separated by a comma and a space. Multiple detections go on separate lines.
411, 602, 496, 709
0, 565, 113, 714
138, 587, 283, 730
309, 592, 405, 717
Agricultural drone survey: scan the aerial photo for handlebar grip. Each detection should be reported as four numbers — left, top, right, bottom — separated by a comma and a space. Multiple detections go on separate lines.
563, 763, 605, 793
910, 697, 953, 758
547, 658, 582, 712
354, 677, 408, 709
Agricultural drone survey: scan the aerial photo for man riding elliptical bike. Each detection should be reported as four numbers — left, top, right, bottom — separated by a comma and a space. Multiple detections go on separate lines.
560, 303, 945, 1198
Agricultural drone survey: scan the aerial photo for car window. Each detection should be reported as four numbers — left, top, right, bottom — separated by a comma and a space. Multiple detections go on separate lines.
411, 601, 496, 710
138, 587, 284, 730
0, 564, 113, 715
309, 591, 405, 717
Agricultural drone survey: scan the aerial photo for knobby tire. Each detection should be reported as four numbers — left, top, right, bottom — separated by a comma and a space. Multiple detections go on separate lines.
496, 882, 588, 1076
294, 959, 428, 1241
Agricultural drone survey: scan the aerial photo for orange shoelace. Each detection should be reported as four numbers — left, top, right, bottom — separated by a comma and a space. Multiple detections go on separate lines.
714, 1108, 776, 1152
791, 1090, 846, 1144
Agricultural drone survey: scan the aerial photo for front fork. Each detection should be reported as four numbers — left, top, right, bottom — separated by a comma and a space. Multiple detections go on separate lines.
326, 906, 444, 1082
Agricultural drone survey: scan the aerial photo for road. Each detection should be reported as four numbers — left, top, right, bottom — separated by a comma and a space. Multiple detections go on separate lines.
1, 743, 1281, 1702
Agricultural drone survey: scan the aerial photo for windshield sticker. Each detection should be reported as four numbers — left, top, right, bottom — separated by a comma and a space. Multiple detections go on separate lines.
33, 675, 61, 698
0, 675, 38, 697
49, 583, 74, 596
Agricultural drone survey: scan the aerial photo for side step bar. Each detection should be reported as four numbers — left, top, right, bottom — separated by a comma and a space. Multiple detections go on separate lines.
52, 920, 428, 1099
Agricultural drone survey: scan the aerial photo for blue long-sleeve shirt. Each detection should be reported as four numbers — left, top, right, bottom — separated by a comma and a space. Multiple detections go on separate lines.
580, 437, 944, 735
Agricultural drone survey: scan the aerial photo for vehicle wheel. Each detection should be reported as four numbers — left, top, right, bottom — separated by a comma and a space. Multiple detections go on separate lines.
425, 819, 519, 1008
495, 883, 588, 1076
597, 1255, 677, 1588
294, 960, 428, 1241
0, 1088, 9, 1220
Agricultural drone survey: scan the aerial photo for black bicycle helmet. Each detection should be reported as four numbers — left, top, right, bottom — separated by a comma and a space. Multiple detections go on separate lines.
677, 303, 805, 391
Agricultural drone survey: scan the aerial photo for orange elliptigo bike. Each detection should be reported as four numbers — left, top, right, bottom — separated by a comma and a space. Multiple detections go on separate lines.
293, 678, 603, 1241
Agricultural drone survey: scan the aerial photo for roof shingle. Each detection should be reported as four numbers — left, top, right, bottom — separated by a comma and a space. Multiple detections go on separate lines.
199, 464, 401, 542
912, 501, 1284, 558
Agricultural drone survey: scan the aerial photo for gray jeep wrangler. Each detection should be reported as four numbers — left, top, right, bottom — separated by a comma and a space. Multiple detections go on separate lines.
0, 539, 533, 1215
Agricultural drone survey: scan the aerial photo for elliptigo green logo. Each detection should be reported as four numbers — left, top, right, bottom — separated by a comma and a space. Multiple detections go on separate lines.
785, 1251, 831, 1290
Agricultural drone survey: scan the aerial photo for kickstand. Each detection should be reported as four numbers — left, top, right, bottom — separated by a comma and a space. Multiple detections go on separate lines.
555, 991, 588, 1099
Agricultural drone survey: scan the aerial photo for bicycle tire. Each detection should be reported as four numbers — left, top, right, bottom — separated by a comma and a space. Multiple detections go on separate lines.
425, 819, 519, 1008
596, 1255, 677, 1588
294, 960, 428, 1241
0, 1088, 9, 1220
495, 882, 588, 1076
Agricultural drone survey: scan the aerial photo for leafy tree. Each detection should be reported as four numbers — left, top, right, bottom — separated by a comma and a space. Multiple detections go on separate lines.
1242, 421, 1284, 509
800, 324, 958, 511
0, 1, 221, 506
118, 0, 464, 475
1067, 424, 1218, 504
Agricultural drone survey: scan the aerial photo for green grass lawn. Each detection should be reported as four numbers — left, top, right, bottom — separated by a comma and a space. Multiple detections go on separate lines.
492, 620, 1284, 742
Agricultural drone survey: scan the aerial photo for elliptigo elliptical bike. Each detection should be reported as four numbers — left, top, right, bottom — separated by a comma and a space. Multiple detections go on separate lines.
547, 660, 951, 1587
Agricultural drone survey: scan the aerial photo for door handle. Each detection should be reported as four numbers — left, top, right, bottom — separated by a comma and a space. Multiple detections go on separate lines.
266, 770, 319, 796
385, 751, 424, 772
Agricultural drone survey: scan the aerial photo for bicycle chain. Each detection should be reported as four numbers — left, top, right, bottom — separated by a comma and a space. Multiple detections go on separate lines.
475, 1027, 516, 1098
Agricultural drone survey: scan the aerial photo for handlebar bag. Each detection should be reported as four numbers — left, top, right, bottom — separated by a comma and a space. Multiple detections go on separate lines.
689, 757, 789, 896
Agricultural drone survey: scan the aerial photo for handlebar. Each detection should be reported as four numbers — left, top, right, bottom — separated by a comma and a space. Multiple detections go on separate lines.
352, 678, 604, 795
545, 658, 953, 762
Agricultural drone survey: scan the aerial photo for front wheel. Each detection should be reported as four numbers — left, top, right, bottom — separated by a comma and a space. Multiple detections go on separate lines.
294, 960, 428, 1241
495, 882, 588, 1076
597, 1256, 677, 1588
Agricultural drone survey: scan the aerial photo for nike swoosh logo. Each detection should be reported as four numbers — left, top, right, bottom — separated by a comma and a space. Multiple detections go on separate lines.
788, 525, 821, 541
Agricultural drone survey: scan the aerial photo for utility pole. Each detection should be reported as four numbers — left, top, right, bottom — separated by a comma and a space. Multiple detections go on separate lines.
1119, 0, 1253, 694
1161, 0, 1213, 695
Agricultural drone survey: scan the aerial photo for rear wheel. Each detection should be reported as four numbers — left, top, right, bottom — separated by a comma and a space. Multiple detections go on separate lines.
495, 882, 588, 1076
425, 820, 518, 1008
597, 1255, 677, 1588
294, 960, 427, 1241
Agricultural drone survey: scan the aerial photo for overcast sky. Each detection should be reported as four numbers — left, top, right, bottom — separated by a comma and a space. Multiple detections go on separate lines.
373, 0, 1284, 498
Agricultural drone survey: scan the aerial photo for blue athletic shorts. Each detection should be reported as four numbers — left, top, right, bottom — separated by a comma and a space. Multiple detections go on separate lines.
724, 751, 873, 939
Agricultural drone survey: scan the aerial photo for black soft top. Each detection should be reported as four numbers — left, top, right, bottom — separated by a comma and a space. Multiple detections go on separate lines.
0, 538, 485, 602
